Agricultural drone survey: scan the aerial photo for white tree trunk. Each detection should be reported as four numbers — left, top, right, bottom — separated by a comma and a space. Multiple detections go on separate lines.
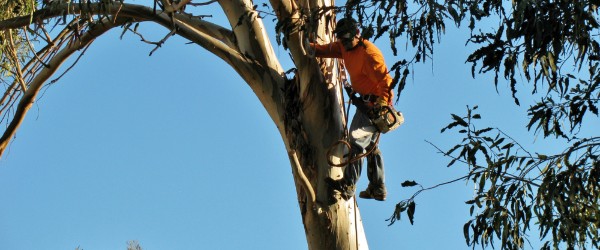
226, 0, 369, 248
215, 0, 369, 249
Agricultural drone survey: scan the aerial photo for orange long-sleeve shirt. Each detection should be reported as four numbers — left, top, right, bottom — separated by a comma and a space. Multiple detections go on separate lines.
312, 40, 393, 103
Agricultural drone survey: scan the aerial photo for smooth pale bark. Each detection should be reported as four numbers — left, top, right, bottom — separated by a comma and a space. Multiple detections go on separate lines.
0, 1, 369, 249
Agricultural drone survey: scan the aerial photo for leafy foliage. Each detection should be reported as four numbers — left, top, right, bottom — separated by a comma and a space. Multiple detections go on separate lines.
447, 107, 599, 250
0, 0, 37, 79
392, 106, 599, 250
343, 0, 600, 134
335, 1, 600, 249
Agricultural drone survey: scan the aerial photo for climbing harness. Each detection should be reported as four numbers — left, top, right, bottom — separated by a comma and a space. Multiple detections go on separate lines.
326, 65, 404, 167
343, 84, 404, 134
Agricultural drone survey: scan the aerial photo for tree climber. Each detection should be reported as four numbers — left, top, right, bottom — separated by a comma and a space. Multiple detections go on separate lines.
310, 17, 395, 201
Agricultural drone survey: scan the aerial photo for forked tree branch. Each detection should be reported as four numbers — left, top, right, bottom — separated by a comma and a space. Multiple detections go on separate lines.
0, 17, 130, 157
0, 3, 239, 62
0, 2, 286, 158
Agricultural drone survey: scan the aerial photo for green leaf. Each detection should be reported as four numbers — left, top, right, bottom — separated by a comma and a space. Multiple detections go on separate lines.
401, 180, 419, 187
490, 137, 505, 148
474, 127, 493, 136
407, 201, 416, 225
447, 158, 458, 167
537, 153, 548, 160
451, 114, 469, 127
448, 6, 461, 24
446, 144, 462, 155
464, 221, 472, 245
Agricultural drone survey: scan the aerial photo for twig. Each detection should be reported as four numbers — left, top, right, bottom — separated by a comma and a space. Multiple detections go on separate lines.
149, 28, 177, 56
112, 1, 123, 24
125, 25, 177, 56
6, 30, 28, 92
407, 175, 470, 202
24, 27, 51, 69
49, 43, 92, 84
497, 128, 533, 158
189, 0, 218, 7
426, 140, 542, 187
173, 0, 192, 11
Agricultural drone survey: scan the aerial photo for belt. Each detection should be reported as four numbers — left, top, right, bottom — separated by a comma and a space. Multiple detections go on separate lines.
360, 94, 379, 103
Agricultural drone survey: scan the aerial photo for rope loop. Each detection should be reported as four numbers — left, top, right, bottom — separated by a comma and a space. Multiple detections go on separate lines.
326, 134, 381, 167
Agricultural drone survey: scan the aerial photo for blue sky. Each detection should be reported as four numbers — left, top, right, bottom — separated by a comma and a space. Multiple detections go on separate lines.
0, 2, 561, 250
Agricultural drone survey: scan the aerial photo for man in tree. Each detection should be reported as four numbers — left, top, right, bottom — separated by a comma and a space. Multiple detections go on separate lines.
311, 17, 394, 202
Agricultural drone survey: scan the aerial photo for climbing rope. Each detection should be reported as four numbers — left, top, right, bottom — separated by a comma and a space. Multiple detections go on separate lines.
326, 134, 381, 167
326, 59, 381, 168
353, 197, 359, 249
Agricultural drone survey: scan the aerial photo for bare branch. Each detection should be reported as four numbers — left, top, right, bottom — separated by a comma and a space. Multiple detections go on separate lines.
23, 27, 51, 69
149, 29, 177, 56
0, 3, 242, 64
124, 24, 176, 55
6, 30, 28, 92
49, 44, 92, 84
173, 0, 192, 11
0, 17, 129, 157
190, 0, 218, 7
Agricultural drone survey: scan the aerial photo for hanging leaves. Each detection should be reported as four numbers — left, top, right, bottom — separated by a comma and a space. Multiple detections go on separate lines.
436, 106, 600, 250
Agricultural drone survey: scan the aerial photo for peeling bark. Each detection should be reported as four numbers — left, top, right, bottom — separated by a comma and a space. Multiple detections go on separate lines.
0, 1, 368, 249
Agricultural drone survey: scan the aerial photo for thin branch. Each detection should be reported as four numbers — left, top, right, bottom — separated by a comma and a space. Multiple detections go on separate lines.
189, 0, 218, 7
24, 28, 51, 69
0, 82, 20, 117
425, 140, 542, 187
406, 175, 470, 201
497, 128, 533, 158
0, 17, 129, 157
173, 0, 192, 11
6, 30, 28, 92
0, 3, 239, 57
150, 28, 176, 56
39, 24, 55, 47
125, 24, 177, 56
49, 43, 92, 84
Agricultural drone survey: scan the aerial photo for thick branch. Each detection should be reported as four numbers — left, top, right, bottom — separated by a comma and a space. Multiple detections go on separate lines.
0, 2, 288, 157
0, 3, 240, 66
218, 0, 282, 70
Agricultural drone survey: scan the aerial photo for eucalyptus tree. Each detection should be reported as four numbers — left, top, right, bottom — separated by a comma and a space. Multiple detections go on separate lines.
1, 1, 599, 250
0, 0, 368, 249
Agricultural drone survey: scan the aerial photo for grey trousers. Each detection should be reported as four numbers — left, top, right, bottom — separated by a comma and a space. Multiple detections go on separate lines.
343, 110, 386, 191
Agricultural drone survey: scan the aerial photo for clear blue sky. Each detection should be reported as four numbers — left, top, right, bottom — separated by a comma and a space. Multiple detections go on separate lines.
0, 2, 554, 250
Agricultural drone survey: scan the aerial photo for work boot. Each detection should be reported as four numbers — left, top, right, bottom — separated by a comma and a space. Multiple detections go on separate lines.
325, 177, 355, 200
359, 185, 387, 201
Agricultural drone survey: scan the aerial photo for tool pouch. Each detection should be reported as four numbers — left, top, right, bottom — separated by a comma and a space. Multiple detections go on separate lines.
370, 105, 404, 134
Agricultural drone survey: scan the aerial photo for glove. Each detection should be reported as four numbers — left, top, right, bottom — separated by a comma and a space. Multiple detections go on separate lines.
344, 85, 354, 95
375, 97, 388, 107
303, 38, 315, 57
